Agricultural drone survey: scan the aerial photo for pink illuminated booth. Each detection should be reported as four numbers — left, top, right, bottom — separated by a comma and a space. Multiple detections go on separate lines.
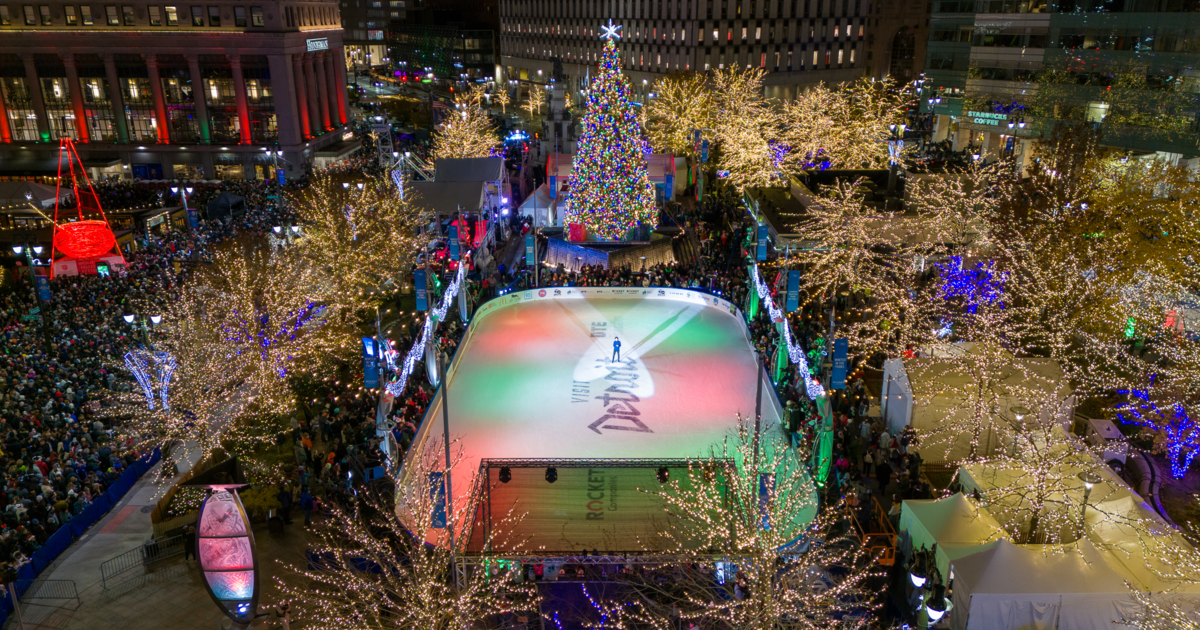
182, 458, 260, 627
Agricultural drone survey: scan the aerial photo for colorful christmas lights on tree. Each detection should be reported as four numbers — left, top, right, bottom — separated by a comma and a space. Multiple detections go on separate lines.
564, 36, 656, 241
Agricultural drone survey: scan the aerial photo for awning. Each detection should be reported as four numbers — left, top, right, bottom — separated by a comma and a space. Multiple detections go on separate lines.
314, 140, 362, 159
0, 154, 121, 176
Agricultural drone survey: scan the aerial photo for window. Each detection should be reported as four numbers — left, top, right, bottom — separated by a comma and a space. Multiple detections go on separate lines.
105, 5, 118, 24
123, 5, 135, 24
165, 5, 177, 24
233, 5, 244, 25
23, 5, 36, 25
0, 6, 9, 25
250, 5, 262, 25
65, 5, 77, 24
207, 5, 218, 25
191, 5, 202, 25
80, 5, 92, 24
39, 5, 51, 24
148, 5, 160, 24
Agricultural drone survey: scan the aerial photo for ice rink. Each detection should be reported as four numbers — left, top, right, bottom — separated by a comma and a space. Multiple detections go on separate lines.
404, 288, 783, 528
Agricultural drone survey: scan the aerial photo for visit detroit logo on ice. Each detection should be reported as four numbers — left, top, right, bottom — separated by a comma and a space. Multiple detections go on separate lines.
572, 319, 651, 434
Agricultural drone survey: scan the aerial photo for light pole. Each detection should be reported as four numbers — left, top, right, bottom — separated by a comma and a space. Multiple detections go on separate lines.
12, 238, 45, 325
171, 186, 194, 232
887, 123, 907, 198
1078, 471, 1102, 530
123, 313, 162, 347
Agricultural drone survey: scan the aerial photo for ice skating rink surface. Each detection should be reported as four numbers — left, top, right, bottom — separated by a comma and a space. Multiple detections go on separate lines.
409, 288, 782, 513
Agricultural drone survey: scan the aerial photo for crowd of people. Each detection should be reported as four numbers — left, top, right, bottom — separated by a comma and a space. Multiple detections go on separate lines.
0, 169, 308, 575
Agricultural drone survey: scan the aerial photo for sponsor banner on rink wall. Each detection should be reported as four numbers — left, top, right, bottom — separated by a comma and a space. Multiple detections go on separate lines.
471, 287, 744, 328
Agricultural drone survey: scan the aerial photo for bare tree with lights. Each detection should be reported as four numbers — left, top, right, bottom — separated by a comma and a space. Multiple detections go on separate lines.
277, 442, 539, 629
621, 419, 879, 629
431, 84, 502, 163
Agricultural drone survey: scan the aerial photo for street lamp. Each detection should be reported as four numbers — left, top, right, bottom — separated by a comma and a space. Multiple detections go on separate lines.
171, 186, 195, 232
1078, 471, 1102, 527
123, 313, 162, 345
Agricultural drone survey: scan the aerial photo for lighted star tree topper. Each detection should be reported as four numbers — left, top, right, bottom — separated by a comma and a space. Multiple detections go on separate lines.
564, 21, 657, 241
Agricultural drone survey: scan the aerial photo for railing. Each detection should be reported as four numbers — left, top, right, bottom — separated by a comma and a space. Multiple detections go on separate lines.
10, 579, 79, 606
846, 495, 898, 566
99, 534, 186, 589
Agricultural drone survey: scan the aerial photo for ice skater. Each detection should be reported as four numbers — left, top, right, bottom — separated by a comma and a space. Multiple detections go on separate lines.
612, 337, 621, 362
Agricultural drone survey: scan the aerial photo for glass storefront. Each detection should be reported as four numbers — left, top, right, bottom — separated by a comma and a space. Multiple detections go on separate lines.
120, 78, 160, 142
1, 77, 38, 141
40, 77, 77, 140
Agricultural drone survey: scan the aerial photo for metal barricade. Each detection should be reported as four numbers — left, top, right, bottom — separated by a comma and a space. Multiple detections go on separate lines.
11, 578, 79, 606
99, 534, 185, 589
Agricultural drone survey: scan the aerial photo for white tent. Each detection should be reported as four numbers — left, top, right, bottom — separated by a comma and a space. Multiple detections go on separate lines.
900, 493, 1009, 579
881, 349, 1075, 463
949, 539, 1138, 630
518, 183, 558, 227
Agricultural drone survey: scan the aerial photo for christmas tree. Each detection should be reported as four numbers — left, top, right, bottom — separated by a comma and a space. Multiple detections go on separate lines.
565, 26, 656, 241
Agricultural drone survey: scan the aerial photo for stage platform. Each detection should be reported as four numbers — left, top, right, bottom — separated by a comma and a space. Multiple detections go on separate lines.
399, 287, 786, 554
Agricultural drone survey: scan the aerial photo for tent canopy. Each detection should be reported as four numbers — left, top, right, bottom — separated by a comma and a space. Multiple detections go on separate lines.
900, 493, 1009, 579
409, 181, 488, 216
433, 157, 504, 183
205, 191, 245, 220
518, 183, 558, 226
0, 181, 71, 210
950, 539, 1137, 630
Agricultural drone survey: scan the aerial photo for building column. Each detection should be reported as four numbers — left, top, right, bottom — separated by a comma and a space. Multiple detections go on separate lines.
313, 51, 331, 131
61, 54, 90, 142
20, 54, 50, 142
267, 54, 301, 147
291, 54, 312, 139
185, 54, 210, 143
0, 79, 12, 143
325, 48, 345, 126
334, 47, 349, 125
101, 54, 129, 144
143, 54, 171, 143
228, 55, 253, 145
303, 53, 323, 135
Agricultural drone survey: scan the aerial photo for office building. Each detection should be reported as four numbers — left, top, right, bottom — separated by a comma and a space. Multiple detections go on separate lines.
0, 0, 354, 181
498, 0, 910, 102
923, 0, 1200, 166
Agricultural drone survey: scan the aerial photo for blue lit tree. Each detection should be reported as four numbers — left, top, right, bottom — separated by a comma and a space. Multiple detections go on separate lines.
936, 256, 1007, 315
1115, 388, 1199, 479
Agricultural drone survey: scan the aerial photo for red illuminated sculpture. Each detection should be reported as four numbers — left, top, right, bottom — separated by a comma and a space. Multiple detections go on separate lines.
50, 138, 127, 278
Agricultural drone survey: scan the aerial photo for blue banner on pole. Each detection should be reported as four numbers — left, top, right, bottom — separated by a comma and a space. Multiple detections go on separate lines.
756, 224, 769, 261
831, 338, 848, 389
785, 270, 800, 312
664, 174, 674, 200
429, 472, 447, 528
362, 337, 380, 388
449, 225, 460, 261
701, 139, 709, 163
414, 269, 428, 311
185, 205, 198, 229
525, 234, 535, 266
276, 167, 286, 186
694, 129, 701, 151
34, 276, 51, 302
548, 175, 556, 199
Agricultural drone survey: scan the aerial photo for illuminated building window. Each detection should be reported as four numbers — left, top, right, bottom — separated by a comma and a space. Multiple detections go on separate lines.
250, 6, 262, 26
234, 6, 245, 26
24, 5, 37, 26
123, 5, 136, 25
191, 6, 203, 26
80, 5, 92, 24
208, 6, 219, 26
65, 5, 77, 24
39, 5, 51, 25
105, 5, 118, 25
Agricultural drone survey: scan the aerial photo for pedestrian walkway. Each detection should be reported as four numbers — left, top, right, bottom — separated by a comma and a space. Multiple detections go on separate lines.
4, 459, 312, 630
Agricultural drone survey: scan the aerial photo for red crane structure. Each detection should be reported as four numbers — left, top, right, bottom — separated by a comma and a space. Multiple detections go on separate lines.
50, 138, 127, 278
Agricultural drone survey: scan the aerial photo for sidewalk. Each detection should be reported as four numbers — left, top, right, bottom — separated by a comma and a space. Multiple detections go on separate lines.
5, 460, 313, 630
